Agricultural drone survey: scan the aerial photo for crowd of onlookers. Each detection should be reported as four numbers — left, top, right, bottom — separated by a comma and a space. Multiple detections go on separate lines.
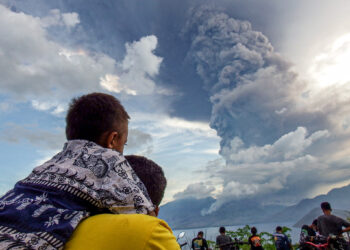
191, 225, 291, 250
191, 202, 350, 250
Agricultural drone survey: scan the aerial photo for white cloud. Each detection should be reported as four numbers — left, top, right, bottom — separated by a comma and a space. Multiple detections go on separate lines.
0, 5, 167, 113
174, 182, 215, 200
61, 12, 80, 27
221, 127, 329, 164
31, 100, 66, 115
0, 4, 116, 102
131, 112, 217, 137
41, 9, 80, 28
100, 35, 164, 95
122, 35, 162, 77
275, 107, 287, 115
191, 127, 331, 213
100, 74, 137, 95
128, 113, 219, 156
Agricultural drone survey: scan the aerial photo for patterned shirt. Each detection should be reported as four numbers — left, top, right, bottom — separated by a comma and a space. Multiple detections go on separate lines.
0, 140, 154, 249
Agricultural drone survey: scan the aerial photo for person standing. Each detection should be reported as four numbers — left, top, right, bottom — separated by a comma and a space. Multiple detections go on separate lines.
317, 202, 350, 250
192, 231, 209, 250
249, 227, 263, 250
273, 226, 292, 250
317, 202, 350, 236
216, 227, 232, 250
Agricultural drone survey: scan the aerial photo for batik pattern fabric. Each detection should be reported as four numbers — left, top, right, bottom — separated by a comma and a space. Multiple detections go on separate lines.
0, 140, 154, 250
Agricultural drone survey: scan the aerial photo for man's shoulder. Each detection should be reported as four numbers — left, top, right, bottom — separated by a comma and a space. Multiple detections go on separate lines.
327, 214, 350, 225
329, 214, 342, 220
73, 214, 174, 241
65, 214, 178, 250
86, 213, 169, 228
318, 214, 341, 221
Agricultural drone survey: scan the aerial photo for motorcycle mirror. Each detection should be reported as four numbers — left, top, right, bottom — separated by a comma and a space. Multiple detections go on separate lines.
178, 232, 186, 239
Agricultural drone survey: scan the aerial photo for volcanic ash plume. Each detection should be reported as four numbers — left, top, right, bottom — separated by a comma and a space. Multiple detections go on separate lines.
184, 6, 303, 151
184, 6, 332, 213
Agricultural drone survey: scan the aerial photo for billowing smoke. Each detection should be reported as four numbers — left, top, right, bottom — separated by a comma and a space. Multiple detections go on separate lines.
184, 5, 307, 148
183, 5, 339, 213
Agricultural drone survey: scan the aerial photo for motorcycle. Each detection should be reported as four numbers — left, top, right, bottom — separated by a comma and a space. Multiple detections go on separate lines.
177, 231, 188, 249
304, 234, 349, 250
215, 238, 249, 250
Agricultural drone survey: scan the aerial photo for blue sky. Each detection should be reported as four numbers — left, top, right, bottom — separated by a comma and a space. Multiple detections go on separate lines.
1, 0, 350, 211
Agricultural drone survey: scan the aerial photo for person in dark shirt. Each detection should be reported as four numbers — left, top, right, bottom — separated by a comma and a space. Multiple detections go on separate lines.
299, 219, 317, 249
317, 202, 350, 250
317, 202, 350, 236
273, 226, 292, 250
248, 227, 263, 250
192, 231, 208, 250
216, 226, 232, 250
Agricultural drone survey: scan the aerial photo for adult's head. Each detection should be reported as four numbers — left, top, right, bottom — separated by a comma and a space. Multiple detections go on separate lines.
197, 231, 204, 238
125, 155, 167, 216
276, 226, 282, 233
219, 227, 226, 234
320, 202, 332, 214
66, 92, 130, 153
251, 227, 257, 235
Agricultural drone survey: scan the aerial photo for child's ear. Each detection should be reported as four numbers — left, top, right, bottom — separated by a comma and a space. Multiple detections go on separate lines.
105, 131, 119, 149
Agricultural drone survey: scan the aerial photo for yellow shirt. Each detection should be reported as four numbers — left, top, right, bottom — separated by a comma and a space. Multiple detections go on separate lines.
64, 214, 180, 250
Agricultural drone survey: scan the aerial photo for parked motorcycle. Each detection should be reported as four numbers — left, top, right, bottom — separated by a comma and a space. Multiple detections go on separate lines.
177, 231, 188, 249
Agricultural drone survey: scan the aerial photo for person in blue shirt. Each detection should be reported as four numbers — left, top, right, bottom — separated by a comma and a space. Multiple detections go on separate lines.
273, 226, 292, 250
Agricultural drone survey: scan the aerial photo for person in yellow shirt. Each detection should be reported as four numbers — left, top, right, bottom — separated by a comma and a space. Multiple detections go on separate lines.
65, 155, 180, 250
